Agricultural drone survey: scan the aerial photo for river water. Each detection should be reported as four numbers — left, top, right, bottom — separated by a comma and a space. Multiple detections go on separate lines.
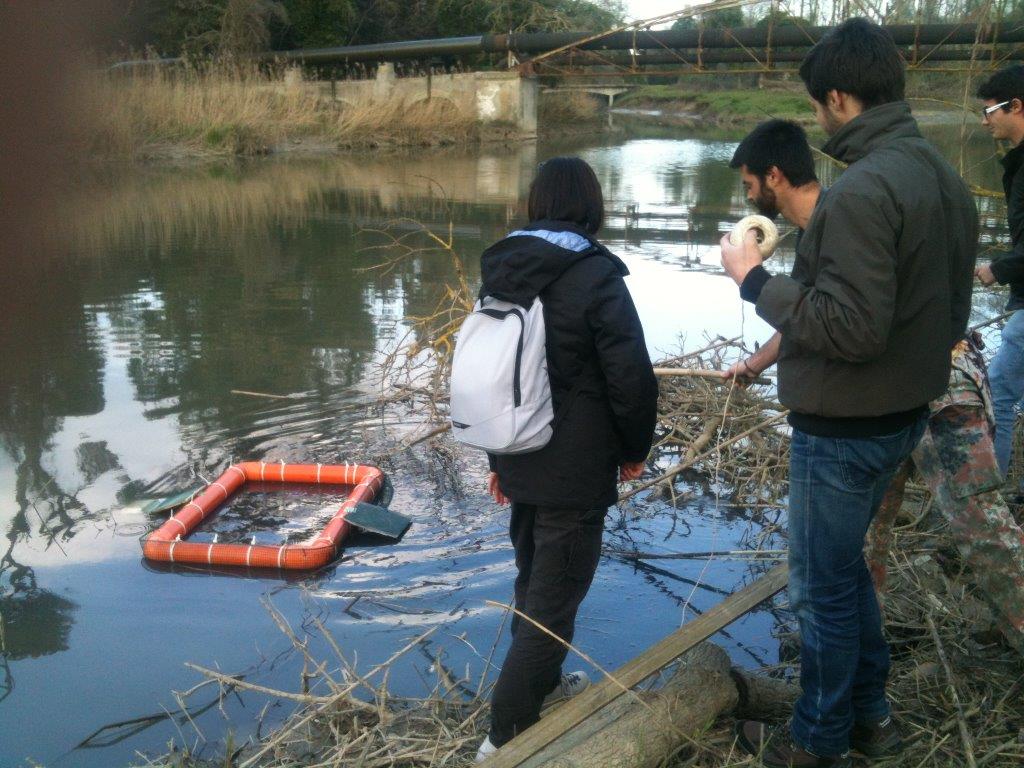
0, 120, 1010, 767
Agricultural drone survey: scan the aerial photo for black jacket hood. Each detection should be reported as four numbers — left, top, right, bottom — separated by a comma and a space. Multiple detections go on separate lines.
822, 101, 921, 165
480, 220, 629, 307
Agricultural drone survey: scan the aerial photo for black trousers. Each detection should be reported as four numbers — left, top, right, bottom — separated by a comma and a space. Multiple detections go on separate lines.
488, 502, 605, 746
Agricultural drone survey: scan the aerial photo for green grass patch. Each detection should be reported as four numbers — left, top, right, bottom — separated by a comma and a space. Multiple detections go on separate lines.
202, 123, 270, 155
203, 124, 232, 147
617, 84, 695, 103
618, 86, 812, 123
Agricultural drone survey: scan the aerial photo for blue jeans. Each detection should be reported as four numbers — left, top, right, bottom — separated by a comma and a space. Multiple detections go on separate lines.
989, 310, 1024, 476
788, 419, 926, 757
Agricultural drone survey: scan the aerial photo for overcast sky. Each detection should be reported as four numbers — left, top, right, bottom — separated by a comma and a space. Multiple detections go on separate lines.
625, 1, 700, 24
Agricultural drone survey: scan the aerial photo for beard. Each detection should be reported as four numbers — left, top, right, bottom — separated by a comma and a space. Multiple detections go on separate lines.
752, 185, 780, 219
822, 107, 844, 136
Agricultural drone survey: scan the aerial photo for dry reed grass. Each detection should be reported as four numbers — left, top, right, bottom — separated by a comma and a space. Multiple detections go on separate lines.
80, 67, 485, 160
83, 66, 324, 159
673, 517, 1024, 768
335, 96, 480, 149
135, 607, 492, 768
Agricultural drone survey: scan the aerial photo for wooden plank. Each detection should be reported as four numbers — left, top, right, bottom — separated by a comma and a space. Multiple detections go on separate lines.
483, 562, 789, 767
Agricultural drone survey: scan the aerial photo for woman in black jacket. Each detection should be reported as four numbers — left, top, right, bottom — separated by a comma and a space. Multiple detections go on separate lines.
476, 157, 658, 761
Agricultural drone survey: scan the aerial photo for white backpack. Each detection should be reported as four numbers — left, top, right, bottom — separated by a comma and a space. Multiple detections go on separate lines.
449, 295, 554, 454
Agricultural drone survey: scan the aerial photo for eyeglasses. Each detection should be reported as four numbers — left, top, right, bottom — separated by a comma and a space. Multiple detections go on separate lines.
981, 100, 1010, 117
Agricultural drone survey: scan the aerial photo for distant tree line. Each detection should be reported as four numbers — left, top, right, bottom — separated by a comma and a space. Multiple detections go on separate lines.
675, 0, 1022, 33
112, 0, 626, 57
106, 0, 1024, 60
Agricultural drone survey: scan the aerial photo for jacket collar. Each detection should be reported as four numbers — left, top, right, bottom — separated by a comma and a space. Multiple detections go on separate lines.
1003, 140, 1024, 177
520, 219, 594, 239
822, 101, 921, 165
512, 219, 628, 277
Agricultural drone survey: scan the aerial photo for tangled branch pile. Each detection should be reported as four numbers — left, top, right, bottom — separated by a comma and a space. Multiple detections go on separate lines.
366, 218, 472, 431
634, 337, 789, 509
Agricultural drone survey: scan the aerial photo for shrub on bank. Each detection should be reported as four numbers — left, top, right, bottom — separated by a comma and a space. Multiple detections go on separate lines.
539, 90, 600, 124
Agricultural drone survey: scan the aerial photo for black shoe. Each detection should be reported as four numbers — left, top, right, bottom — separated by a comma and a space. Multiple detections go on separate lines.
850, 715, 904, 758
735, 720, 853, 767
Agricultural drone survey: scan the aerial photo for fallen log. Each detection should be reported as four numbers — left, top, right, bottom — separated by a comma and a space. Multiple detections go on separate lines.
730, 667, 802, 720
528, 643, 735, 768
523, 643, 800, 768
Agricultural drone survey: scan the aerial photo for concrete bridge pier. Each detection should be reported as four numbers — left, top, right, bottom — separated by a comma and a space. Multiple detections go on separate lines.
332, 64, 538, 138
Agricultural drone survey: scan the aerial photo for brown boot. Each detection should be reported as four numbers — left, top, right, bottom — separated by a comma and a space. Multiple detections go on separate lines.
735, 720, 852, 767
850, 715, 905, 758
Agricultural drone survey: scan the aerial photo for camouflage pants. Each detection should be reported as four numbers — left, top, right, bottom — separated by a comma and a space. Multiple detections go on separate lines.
866, 352, 1024, 653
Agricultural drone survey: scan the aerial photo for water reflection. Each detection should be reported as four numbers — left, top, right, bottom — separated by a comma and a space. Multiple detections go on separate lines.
0, 123, 1012, 767
0, 275, 98, 698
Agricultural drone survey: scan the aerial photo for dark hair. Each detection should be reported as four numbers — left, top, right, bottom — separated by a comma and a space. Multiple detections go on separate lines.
977, 65, 1024, 107
799, 18, 905, 109
730, 120, 817, 187
527, 156, 604, 233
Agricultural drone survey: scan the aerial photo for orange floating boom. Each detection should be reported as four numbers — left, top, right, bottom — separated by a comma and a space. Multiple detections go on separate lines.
142, 462, 385, 570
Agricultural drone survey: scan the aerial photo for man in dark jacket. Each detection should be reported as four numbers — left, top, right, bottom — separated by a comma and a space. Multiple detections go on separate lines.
974, 65, 1024, 476
720, 19, 977, 768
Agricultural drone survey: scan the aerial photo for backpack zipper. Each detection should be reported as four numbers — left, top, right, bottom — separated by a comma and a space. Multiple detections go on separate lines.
478, 306, 526, 407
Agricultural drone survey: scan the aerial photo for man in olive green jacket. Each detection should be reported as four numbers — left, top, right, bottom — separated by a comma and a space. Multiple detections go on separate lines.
752, 104, 976, 418
720, 18, 977, 768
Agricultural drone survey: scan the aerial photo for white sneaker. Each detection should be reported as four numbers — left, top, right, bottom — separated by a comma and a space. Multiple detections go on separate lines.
475, 735, 498, 763
542, 670, 591, 706
476, 673, 590, 762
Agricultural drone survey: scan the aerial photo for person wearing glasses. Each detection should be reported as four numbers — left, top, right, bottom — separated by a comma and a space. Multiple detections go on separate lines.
974, 65, 1024, 480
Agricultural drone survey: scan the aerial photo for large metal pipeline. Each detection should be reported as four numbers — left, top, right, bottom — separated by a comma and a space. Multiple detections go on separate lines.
499, 23, 1024, 55
274, 23, 1024, 64
543, 45, 1024, 68
110, 23, 1024, 70
274, 35, 489, 64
